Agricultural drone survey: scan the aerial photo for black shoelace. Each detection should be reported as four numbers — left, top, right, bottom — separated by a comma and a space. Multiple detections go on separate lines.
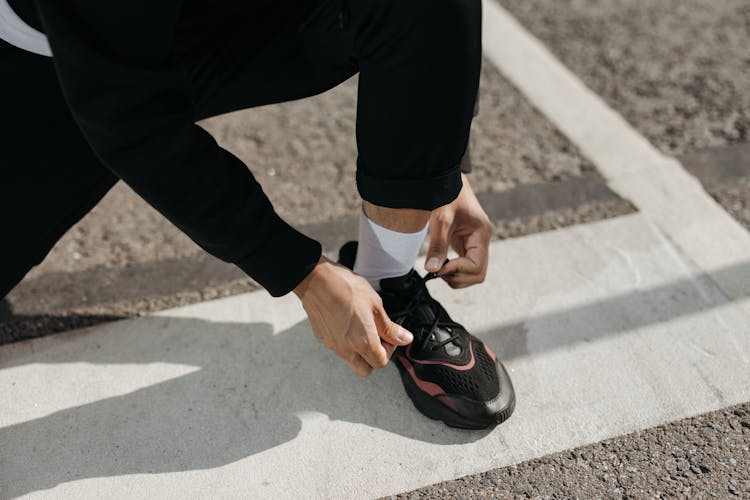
388, 272, 461, 355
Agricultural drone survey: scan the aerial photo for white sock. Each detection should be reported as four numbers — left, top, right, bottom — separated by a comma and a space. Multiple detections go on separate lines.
353, 208, 428, 291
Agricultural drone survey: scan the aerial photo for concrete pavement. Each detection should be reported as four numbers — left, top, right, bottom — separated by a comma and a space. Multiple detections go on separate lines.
2, 214, 750, 498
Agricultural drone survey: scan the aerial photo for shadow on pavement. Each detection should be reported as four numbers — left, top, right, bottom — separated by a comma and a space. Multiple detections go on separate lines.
2, 260, 750, 497
0, 317, 490, 498
480, 260, 750, 362
0, 302, 126, 345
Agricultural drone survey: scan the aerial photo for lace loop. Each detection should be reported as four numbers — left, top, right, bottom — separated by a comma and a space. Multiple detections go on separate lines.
388, 273, 461, 354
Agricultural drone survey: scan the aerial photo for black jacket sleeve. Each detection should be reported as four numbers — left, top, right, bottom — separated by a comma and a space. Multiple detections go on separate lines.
34, 0, 321, 296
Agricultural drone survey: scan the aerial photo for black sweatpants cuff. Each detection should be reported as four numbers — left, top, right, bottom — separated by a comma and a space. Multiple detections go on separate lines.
234, 214, 322, 297
356, 164, 464, 211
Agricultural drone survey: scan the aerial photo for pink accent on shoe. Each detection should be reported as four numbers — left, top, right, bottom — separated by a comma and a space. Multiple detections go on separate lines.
437, 394, 460, 412
484, 343, 497, 363
405, 342, 475, 371
397, 355, 445, 396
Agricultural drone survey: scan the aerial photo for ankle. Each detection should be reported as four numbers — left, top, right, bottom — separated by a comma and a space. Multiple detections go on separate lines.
353, 207, 428, 290
362, 201, 431, 234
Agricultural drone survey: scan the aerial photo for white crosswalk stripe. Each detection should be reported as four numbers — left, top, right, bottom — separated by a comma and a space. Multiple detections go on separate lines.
2, 214, 749, 498
481, 0, 750, 317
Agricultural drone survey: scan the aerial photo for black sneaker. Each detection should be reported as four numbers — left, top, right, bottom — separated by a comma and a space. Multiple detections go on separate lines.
339, 241, 515, 430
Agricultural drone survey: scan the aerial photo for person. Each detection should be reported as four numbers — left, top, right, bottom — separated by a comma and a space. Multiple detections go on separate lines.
0, 0, 514, 429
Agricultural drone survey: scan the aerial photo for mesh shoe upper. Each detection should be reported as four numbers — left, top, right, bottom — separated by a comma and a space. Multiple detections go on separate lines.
409, 338, 500, 401
379, 270, 501, 402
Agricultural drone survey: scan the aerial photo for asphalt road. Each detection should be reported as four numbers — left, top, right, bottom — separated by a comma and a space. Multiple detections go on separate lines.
500, 0, 750, 231
388, 1, 750, 496
395, 402, 750, 499
2, 56, 635, 341
500, 0, 750, 157
24, 58, 605, 279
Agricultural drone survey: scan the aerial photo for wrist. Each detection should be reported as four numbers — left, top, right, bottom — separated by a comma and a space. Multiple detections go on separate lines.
293, 255, 331, 300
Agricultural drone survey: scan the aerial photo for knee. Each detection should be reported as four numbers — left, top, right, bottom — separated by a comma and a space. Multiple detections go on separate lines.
426, 0, 483, 33
384, 0, 480, 20
352, 0, 481, 42
405, 0, 481, 35
348, 0, 482, 27
426, 0, 482, 28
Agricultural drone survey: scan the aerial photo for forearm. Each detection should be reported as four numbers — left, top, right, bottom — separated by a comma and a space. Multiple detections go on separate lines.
37, 0, 321, 296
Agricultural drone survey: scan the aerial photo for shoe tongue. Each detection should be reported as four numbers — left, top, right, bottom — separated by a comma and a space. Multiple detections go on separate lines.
379, 270, 424, 294
380, 271, 463, 357
380, 270, 438, 324
431, 327, 462, 357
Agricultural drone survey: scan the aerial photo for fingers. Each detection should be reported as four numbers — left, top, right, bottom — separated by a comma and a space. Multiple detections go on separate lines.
344, 352, 373, 377
382, 340, 396, 359
359, 336, 390, 369
440, 258, 477, 288
426, 214, 452, 273
373, 305, 413, 346
346, 304, 410, 372
440, 255, 478, 277
440, 244, 488, 288
347, 314, 390, 369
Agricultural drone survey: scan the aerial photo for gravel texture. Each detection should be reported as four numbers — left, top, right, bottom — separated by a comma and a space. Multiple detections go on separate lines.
9, 0, 750, 340
24, 184, 199, 278
0, 286, 258, 344
395, 402, 750, 499
493, 199, 633, 241
23, 57, 597, 279
1, 185, 633, 344
201, 58, 597, 222
498, 0, 750, 157
498, 0, 750, 265
708, 177, 750, 232
467, 59, 597, 191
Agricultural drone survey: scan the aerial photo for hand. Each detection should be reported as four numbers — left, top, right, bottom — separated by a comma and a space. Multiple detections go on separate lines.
294, 256, 414, 376
425, 174, 493, 288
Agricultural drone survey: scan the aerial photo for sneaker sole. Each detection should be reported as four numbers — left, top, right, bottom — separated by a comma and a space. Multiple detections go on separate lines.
394, 358, 516, 430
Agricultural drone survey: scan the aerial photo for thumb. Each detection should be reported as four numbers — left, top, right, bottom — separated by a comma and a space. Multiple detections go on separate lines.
382, 340, 396, 359
426, 221, 450, 273
374, 306, 413, 346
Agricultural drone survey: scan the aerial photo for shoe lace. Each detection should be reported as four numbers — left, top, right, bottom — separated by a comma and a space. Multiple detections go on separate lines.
387, 272, 461, 354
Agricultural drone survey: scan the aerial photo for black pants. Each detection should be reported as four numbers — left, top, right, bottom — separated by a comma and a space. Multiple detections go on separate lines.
0, 0, 481, 298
